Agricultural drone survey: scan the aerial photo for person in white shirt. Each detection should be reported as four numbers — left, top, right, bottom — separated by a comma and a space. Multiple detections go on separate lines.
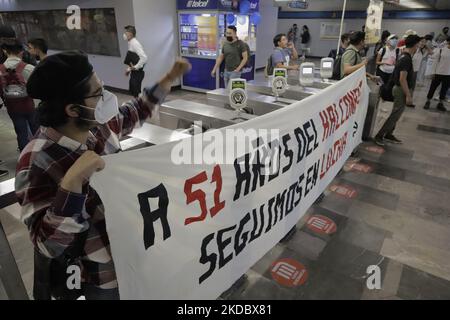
416, 34, 434, 86
123, 25, 148, 97
0, 39, 38, 151
376, 34, 399, 85
409, 36, 431, 105
424, 36, 450, 112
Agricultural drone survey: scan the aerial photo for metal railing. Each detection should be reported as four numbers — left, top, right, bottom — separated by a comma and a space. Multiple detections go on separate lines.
0, 177, 29, 300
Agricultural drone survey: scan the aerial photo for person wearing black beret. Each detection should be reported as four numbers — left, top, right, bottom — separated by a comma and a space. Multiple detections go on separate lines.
15, 51, 191, 300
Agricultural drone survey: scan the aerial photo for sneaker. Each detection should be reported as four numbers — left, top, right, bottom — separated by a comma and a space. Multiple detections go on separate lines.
437, 103, 447, 112
406, 104, 416, 108
0, 169, 8, 178
423, 101, 431, 110
384, 134, 403, 144
374, 136, 385, 146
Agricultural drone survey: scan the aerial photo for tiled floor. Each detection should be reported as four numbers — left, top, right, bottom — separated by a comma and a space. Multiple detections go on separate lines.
1, 73, 449, 300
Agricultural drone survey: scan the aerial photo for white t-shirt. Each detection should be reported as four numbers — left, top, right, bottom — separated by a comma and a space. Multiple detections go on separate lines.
128, 38, 148, 70
433, 46, 450, 76
378, 46, 397, 74
412, 50, 423, 72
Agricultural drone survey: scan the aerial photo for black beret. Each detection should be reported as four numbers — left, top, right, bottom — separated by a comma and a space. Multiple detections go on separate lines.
405, 34, 422, 48
27, 51, 94, 101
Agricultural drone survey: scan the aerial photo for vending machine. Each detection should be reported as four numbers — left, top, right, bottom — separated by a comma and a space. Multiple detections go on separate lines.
177, 0, 260, 92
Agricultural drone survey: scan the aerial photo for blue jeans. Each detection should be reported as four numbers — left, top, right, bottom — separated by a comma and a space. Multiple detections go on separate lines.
223, 70, 242, 89
7, 110, 39, 151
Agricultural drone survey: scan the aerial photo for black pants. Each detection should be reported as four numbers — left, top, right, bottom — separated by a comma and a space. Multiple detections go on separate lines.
7, 109, 39, 151
129, 69, 145, 98
376, 69, 393, 86
427, 74, 450, 101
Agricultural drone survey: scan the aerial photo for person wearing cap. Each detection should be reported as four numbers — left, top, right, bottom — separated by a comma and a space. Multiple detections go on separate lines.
397, 29, 417, 49
376, 34, 400, 86
14, 51, 191, 300
424, 36, 450, 112
375, 35, 422, 146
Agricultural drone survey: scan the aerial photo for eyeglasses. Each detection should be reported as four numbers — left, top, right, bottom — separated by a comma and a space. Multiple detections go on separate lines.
83, 81, 105, 101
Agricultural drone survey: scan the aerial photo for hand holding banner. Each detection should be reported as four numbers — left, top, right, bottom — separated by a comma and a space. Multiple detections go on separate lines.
91, 67, 369, 299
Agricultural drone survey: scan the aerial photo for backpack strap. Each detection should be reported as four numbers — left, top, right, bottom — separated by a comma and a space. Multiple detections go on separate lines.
437, 48, 443, 66
6, 61, 27, 85
380, 47, 387, 60
343, 48, 360, 65
15, 61, 27, 74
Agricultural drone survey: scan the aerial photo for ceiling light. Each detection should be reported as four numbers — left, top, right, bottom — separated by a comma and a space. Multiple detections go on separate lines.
385, 0, 432, 9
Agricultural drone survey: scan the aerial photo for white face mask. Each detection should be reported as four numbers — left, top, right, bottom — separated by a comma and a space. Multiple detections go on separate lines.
78, 90, 119, 125
123, 33, 128, 41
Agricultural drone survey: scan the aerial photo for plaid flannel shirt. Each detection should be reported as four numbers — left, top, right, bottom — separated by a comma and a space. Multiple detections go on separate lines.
15, 84, 168, 290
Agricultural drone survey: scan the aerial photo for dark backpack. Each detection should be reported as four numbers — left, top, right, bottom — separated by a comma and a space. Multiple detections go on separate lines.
301, 31, 310, 44
0, 62, 34, 113
265, 48, 285, 78
331, 48, 359, 80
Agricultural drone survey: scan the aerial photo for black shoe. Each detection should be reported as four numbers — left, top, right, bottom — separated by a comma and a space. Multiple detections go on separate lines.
0, 159, 4, 166
374, 136, 385, 146
384, 134, 403, 144
0, 169, 8, 178
437, 103, 447, 112
424, 101, 431, 110
406, 104, 416, 108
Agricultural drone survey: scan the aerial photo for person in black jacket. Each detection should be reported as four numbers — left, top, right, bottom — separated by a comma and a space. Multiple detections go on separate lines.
300, 25, 311, 58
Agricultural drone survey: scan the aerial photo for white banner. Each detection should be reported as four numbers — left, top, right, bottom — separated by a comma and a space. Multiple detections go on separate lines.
91, 67, 370, 300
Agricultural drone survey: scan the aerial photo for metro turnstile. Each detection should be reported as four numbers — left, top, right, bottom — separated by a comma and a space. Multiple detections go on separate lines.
157, 99, 257, 131
288, 76, 337, 89
246, 79, 322, 101
205, 89, 297, 116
